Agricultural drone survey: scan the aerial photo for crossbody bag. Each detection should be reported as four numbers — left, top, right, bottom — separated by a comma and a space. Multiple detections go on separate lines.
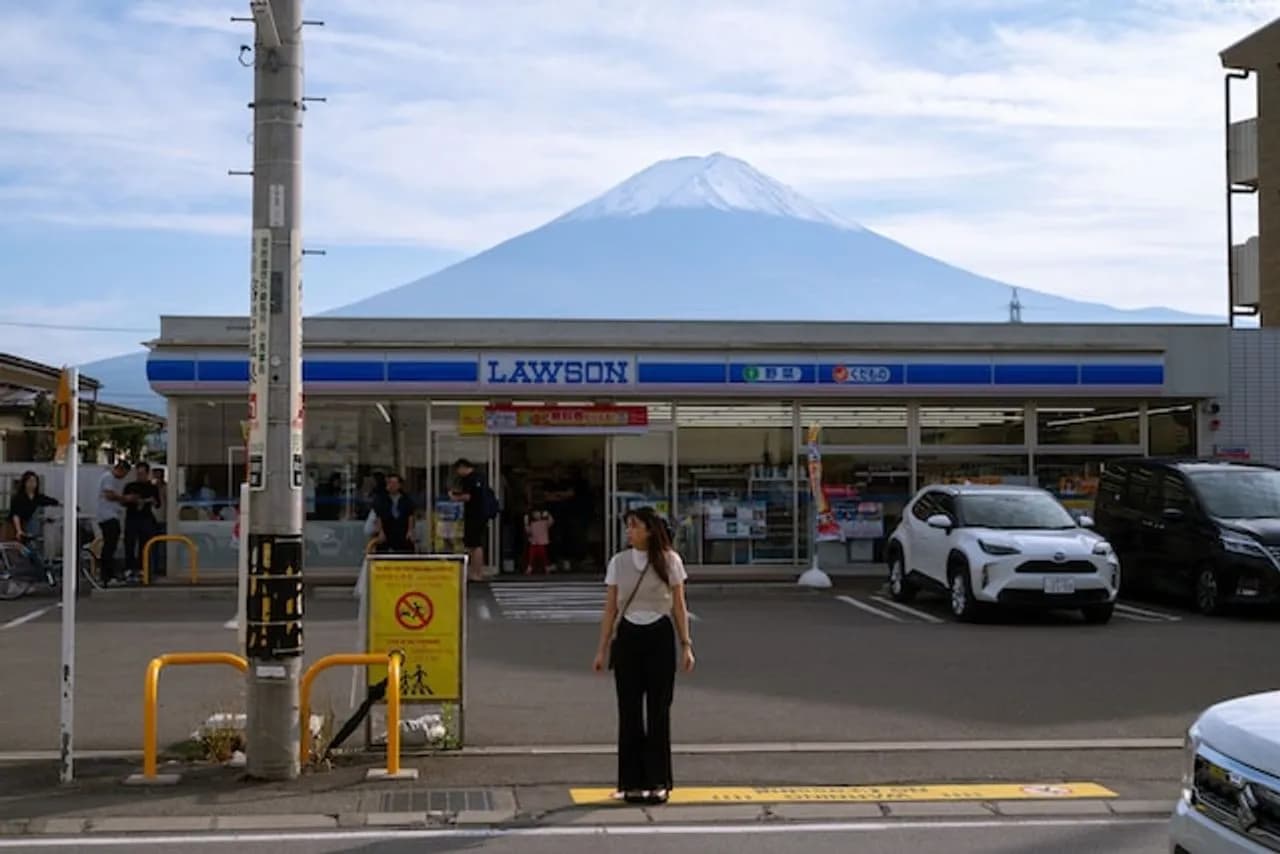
607, 561, 651, 670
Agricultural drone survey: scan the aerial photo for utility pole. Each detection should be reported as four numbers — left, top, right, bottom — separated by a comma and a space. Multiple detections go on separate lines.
244, 0, 306, 781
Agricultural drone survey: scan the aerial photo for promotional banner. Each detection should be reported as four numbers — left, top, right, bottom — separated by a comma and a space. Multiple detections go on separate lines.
459, 404, 649, 435
806, 423, 841, 542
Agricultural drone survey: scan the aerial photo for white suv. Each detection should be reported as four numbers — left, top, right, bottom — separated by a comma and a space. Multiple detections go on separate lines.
885, 484, 1120, 623
1173, 691, 1280, 852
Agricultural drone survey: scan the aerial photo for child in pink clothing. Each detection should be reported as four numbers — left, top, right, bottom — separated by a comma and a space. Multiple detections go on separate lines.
524, 508, 554, 575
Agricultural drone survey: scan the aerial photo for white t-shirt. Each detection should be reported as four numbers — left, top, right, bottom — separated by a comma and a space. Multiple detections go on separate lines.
97, 471, 127, 523
604, 548, 688, 625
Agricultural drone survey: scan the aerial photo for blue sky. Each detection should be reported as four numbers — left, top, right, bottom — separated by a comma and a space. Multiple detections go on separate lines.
1, 0, 1277, 365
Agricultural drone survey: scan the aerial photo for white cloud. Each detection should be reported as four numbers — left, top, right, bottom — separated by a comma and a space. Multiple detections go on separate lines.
2, 0, 1280, 319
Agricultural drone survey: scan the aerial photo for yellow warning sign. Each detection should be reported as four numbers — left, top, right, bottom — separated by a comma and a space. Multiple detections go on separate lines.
569, 782, 1116, 805
366, 558, 463, 702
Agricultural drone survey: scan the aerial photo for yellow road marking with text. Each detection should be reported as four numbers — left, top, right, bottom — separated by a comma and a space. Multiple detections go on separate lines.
569, 782, 1116, 805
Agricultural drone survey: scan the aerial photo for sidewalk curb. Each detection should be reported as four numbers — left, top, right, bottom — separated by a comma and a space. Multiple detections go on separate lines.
13, 799, 1175, 835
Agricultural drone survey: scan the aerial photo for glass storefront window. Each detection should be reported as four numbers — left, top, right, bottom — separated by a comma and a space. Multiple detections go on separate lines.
1036, 403, 1141, 446
917, 455, 1030, 487
676, 403, 795, 565
1034, 456, 1110, 517
307, 401, 427, 569
800, 454, 912, 568
799, 405, 908, 446
1148, 403, 1196, 455
174, 400, 246, 571
920, 406, 1025, 446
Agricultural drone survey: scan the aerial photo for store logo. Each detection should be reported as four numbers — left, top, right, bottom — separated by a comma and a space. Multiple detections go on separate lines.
484, 358, 630, 385
741, 365, 805, 383
832, 365, 893, 384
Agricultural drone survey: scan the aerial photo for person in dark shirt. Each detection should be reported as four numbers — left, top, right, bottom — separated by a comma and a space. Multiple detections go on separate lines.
122, 462, 160, 580
8, 471, 58, 544
449, 458, 489, 582
372, 474, 416, 553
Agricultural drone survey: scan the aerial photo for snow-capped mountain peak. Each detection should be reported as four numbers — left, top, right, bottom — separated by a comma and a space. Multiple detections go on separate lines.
557, 152, 859, 230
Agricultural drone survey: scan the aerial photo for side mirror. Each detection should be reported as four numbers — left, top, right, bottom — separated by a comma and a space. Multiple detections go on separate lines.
1077, 514, 1095, 528
1162, 507, 1185, 522
926, 513, 954, 531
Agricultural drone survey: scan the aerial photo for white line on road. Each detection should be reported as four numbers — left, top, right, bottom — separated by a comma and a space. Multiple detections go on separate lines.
1113, 612, 1165, 624
0, 817, 1168, 847
476, 603, 492, 621
0, 603, 58, 631
870, 596, 945, 624
836, 595, 903, 622
0, 736, 1184, 764
1115, 603, 1181, 621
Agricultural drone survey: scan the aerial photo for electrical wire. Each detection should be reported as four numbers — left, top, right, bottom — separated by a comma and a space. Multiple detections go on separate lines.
0, 320, 156, 333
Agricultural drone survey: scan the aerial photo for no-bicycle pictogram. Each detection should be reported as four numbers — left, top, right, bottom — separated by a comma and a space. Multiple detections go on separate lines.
395, 592, 434, 630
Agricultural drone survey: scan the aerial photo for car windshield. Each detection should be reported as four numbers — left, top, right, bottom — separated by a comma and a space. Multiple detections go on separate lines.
957, 492, 1077, 530
1188, 469, 1280, 519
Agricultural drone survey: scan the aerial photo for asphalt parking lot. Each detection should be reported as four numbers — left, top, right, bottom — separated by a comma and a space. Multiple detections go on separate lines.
0, 575, 1274, 756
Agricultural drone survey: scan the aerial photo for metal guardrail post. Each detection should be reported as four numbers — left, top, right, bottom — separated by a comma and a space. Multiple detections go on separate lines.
299, 651, 415, 780
141, 534, 200, 586
125, 652, 249, 786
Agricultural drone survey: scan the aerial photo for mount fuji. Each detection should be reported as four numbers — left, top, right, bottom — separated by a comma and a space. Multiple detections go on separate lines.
330, 152, 1217, 324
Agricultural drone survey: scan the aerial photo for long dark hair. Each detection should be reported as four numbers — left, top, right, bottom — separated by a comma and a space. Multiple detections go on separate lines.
14, 471, 38, 498
625, 506, 672, 585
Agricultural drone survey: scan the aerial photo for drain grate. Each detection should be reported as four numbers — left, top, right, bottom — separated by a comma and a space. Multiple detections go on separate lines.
377, 788, 494, 814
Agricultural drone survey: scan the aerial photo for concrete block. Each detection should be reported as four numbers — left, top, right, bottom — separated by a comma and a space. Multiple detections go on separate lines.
769, 803, 884, 821
995, 800, 1113, 816
213, 814, 337, 830
455, 809, 517, 825
35, 818, 87, 835
123, 772, 182, 786
647, 805, 766, 823
884, 801, 996, 818
1109, 799, 1175, 816
90, 817, 213, 833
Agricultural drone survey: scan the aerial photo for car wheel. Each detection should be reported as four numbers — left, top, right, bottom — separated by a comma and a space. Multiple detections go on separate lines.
948, 564, 978, 622
888, 556, 917, 603
1082, 603, 1114, 625
1194, 566, 1223, 616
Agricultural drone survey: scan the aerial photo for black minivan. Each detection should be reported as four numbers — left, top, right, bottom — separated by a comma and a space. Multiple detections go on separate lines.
1093, 458, 1280, 615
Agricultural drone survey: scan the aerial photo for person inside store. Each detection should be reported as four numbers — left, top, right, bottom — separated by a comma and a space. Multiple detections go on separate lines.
449, 458, 489, 581
371, 473, 416, 554
592, 505, 695, 805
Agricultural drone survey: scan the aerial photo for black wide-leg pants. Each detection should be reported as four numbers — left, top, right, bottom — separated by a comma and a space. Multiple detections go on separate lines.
613, 615, 676, 792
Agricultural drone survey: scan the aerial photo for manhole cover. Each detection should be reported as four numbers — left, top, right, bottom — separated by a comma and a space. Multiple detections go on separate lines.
377, 788, 493, 814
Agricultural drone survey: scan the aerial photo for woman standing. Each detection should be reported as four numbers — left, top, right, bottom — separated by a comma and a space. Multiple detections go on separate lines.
592, 506, 695, 805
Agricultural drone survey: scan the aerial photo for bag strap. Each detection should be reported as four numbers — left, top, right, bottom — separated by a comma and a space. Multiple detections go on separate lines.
612, 559, 651, 638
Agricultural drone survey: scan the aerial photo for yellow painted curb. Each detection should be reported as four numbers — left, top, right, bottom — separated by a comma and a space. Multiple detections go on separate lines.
569, 782, 1117, 805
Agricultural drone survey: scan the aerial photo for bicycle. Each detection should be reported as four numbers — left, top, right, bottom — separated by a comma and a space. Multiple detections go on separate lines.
0, 521, 102, 601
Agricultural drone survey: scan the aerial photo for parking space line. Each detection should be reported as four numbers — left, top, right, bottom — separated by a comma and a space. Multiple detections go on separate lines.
871, 595, 946, 624
836, 595, 904, 622
1114, 603, 1181, 622
1, 604, 57, 631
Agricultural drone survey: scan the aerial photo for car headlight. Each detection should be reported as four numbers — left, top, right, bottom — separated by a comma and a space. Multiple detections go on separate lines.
1092, 541, 1114, 557
1221, 533, 1266, 557
1182, 723, 1201, 798
979, 540, 1020, 556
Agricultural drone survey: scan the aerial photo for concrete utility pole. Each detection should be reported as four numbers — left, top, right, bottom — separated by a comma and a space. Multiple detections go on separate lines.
245, 0, 306, 781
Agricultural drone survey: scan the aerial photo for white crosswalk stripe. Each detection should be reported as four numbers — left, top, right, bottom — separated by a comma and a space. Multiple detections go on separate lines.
490, 582, 701, 623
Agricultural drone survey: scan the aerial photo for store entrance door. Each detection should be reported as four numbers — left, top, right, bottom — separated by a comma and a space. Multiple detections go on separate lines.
606, 431, 675, 560
498, 435, 605, 576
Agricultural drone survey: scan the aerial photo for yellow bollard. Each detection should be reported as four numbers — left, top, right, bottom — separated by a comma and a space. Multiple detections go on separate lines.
126, 652, 248, 785
141, 535, 200, 586
299, 651, 415, 780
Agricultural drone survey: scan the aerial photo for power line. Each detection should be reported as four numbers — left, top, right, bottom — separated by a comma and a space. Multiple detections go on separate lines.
0, 320, 157, 334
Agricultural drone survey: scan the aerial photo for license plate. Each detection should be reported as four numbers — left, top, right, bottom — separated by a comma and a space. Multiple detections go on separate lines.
1044, 577, 1076, 595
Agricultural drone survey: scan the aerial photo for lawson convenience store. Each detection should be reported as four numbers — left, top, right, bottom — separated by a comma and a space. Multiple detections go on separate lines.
147, 316, 1226, 576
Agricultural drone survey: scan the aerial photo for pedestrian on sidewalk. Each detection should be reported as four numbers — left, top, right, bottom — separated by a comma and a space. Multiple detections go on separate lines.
592, 506, 695, 805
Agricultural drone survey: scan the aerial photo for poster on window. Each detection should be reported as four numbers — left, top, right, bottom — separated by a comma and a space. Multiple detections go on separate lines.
703, 499, 767, 540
